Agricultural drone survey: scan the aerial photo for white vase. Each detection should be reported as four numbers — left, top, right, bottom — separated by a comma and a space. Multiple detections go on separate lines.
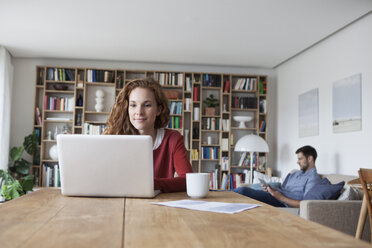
49, 144, 58, 161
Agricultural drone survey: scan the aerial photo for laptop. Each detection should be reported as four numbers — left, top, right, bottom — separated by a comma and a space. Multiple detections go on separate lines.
57, 134, 160, 198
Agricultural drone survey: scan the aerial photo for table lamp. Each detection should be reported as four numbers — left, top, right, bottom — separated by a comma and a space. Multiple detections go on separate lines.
234, 134, 269, 184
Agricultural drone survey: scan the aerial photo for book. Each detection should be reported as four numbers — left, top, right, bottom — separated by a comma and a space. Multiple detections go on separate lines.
35, 107, 42, 125
224, 81, 230, 93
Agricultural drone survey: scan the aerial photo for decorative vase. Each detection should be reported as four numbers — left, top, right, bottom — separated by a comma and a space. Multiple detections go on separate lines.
49, 144, 58, 161
95, 89, 105, 112
184, 129, 189, 150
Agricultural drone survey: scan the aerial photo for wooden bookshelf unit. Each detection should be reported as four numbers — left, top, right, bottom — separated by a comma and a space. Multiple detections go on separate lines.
32, 66, 268, 189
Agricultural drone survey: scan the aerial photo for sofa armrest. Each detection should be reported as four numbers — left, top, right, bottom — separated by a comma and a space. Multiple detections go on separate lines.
300, 200, 370, 241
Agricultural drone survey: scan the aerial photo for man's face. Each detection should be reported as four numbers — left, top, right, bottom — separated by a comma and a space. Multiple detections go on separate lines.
297, 152, 311, 172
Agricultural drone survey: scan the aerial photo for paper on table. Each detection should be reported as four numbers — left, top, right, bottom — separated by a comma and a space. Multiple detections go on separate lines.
152, 200, 261, 214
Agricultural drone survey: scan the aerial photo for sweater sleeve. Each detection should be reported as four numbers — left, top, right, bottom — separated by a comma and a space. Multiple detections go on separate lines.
154, 134, 193, 193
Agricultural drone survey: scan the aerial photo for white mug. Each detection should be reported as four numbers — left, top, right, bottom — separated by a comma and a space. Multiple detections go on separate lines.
186, 173, 210, 198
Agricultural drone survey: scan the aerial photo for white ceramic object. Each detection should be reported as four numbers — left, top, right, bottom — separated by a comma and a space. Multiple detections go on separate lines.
95, 89, 105, 112
233, 116, 253, 128
186, 173, 210, 198
49, 144, 58, 161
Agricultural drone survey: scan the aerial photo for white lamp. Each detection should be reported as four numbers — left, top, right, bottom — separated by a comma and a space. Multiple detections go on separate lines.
234, 134, 269, 184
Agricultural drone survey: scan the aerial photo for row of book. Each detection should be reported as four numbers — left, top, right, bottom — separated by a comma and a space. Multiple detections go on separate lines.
86, 70, 114, 83
259, 80, 267, 94
185, 77, 192, 91
47, 68, 75, 81
35, 107, 42, 125
83, 123, 106, 135
209, 169, 219, 190
168, 116, 182, 129
237, 152, 258, 167
201, 117, 220, 130
191, 149, 199, 160
221, 157, 229, 170
202, 74, 221, 87
259, 121, 266, 132
221, 171, 250, 190
169, 102, 183, 115
232, 96, 257, 109
233, 78, 257, 91
193, 85, 200, 101
43, 164, 60, 187
44, 96, 74, 111
201, 147, 220, 160
223, 81, 230, 93
154, 72, 184, 86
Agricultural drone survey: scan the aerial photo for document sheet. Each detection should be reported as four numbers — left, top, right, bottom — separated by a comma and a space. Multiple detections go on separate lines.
152, 200, 261, 214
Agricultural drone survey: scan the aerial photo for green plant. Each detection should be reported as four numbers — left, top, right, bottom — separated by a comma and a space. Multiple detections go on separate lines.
0, 170, 34, 200
0, 131, 37, 201
9, 131, 38, 178
203, 94, 219, 108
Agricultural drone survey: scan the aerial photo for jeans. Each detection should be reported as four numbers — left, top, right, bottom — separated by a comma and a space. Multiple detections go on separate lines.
234, 187, 286, 207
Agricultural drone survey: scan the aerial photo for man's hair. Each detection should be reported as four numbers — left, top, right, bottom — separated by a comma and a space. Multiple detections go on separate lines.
296, 145, 317, 162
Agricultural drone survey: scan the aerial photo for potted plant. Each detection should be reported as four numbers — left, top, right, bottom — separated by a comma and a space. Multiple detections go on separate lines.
0, 131, 38, 201
203, 94, 219, 116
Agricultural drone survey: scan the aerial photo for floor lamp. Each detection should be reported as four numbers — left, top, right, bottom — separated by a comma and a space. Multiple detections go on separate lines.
234, 134, 269, 184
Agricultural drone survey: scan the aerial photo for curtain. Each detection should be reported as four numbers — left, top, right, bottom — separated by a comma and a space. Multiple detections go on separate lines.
0, 46, 14, 170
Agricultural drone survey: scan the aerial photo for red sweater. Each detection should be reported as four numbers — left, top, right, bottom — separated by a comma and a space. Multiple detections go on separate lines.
153, 129, 193, 192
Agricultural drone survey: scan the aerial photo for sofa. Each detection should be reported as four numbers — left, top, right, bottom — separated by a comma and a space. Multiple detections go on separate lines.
241, 171, 370, 241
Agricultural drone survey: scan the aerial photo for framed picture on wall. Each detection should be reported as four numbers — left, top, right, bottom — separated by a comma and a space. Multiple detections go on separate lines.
332, 73, 362, 133
298, 88, 319, 138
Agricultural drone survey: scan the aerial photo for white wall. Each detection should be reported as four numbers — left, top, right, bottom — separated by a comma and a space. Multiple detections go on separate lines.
276, 13, 372, 177
10, 59, 277, 168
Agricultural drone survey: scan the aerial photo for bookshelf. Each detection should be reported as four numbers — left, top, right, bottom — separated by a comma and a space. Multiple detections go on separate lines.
32, 66, 268, 189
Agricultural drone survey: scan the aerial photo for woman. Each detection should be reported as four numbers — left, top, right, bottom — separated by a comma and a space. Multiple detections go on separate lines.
105, 77, 193, 192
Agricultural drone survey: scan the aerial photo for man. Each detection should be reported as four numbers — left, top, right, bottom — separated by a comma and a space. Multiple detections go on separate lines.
234, 145, 321, 208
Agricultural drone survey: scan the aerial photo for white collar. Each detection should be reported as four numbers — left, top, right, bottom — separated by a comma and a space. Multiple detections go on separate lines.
153, 128, 165, 150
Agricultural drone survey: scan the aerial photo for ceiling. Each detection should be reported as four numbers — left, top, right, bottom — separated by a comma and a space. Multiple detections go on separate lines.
1, 0, 372, 68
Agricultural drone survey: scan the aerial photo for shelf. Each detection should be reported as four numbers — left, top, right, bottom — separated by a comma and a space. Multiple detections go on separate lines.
160, 85, 183, 88
201, 144, 220, 147
202, 115, 220, 118
170, 114, 182, 117
45, 90, 74, 94
44, 120, 73, 123
168, 99, 183, 102
42, 159, 58, 163
36, 85, 44, 89
45, 80, 75, 84
202, 86, 220, 90
84, 121, 106, 124
184, 110, 191, 113
34, 125, 42, 128
201, 159, 220, 162
44, 110, 73, 113
231, 108, 257, 111
85, 82, 115, 87
85, 111, 110, 115
75, 106, 83, 109
231, 90, 256, 93
231, 127, 256, 130
42, 140, 56, 143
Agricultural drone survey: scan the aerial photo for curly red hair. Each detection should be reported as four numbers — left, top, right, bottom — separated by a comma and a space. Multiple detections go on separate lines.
105, 77, 170, 135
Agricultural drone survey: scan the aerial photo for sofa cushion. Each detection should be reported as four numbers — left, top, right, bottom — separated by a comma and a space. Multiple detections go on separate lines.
337, 186, 362, 200
303, 178, 344, 200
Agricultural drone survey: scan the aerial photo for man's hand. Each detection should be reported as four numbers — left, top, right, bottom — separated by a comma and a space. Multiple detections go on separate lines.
266, 185, 300, 208
261, 184, 268, 192
267, 185, 282, 199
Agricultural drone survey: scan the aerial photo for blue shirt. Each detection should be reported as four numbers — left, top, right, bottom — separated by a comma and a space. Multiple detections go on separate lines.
276, 167, 321, 205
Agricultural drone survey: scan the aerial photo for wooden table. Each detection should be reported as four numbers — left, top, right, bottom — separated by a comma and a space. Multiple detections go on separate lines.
0, 188, 369, 248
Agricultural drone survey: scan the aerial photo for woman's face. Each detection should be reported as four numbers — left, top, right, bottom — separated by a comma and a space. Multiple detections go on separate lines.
128, 87, 161, 135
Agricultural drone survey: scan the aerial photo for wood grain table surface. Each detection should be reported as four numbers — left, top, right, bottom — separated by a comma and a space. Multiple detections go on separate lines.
0, 188, 369, 248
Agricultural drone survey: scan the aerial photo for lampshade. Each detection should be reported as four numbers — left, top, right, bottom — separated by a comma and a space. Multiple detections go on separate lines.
234, 134, 269, 153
